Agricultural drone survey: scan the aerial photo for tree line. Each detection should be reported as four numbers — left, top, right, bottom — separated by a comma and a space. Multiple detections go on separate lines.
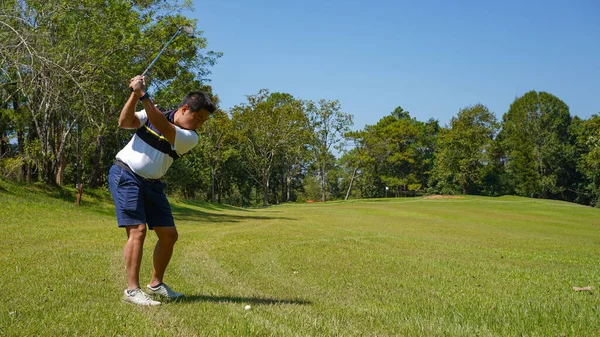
1, 1, 599, 207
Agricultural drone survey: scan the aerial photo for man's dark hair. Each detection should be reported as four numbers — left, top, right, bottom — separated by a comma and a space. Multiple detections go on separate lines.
180, 91, 216, 114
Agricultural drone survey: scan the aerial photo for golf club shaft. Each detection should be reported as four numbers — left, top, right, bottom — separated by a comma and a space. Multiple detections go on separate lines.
141, 28, 183, 77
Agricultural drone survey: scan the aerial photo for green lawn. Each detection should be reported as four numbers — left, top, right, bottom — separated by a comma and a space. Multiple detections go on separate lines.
0, 179, 599, 336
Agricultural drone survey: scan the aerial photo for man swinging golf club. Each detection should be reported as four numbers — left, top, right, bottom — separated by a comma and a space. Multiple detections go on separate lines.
108, 75, 215, 305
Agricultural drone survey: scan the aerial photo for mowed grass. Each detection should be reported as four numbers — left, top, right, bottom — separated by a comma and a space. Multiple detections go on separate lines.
0, 179, 599, 336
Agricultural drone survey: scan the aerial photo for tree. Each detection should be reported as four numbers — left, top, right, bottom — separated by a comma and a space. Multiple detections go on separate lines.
362, 108, 427, 197
500, 91, 573, 199
341, 130, 371, 200
431, 104, 499, 194
571, 114, 600, 206
198, 109, 237, 202
307, 99, 353, 202
231, 90, 307, 206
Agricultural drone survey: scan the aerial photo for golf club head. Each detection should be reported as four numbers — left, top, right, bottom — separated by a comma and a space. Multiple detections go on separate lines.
182, 26, 195, 38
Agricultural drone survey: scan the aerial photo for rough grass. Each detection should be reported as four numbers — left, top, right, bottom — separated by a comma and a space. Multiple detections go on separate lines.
0, 179, 599, 336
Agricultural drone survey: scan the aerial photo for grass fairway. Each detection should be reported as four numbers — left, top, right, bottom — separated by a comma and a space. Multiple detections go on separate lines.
0, 179, 599, 336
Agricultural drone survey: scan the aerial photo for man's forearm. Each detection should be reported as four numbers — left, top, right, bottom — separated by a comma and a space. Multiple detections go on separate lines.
119, 93, 141, 128
140, 97, 176, 143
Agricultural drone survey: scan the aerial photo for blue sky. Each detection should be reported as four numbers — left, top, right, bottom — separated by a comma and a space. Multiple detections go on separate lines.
186, 0, 599, 130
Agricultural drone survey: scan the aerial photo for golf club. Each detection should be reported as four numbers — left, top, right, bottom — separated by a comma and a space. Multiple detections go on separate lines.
141, 26, 195, 77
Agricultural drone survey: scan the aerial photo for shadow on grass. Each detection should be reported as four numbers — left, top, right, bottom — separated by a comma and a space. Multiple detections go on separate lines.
180, 199, 252, 212
178, 294, 311, 306
170, 203, 296, 224
14, 182, 112, 207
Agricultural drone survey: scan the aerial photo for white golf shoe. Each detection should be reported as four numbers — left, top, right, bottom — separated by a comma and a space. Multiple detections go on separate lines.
146, 283, 184, 300
123, 288, 161, 306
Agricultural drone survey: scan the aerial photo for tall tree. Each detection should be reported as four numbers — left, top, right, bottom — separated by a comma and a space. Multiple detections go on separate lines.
571, 114, 600, 206
500, 91, 573, 199
307, 99, 353, 202
341, 130, 371, 200
360, 108, 428, 197
231, 90, 307, 206
431, 104, 499, 194
198, 109, 236, 202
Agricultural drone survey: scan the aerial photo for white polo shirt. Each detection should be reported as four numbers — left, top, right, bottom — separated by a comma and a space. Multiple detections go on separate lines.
116, 109, 199, 179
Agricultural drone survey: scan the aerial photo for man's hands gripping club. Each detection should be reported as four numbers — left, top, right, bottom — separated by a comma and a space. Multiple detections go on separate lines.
129, 75, 146, 97
119, 75, 177, 145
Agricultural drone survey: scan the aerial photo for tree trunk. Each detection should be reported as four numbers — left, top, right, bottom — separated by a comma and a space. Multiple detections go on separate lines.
17, 130, 25, 181
13, 97, 26, 181
55, 152, 67, 185
263, 173, 269, 206
76, 123, 82, 188
281, 174, 286, 202
210, 164, 215, 202
44, 157, 55, 185
26, 122, 37, 182
274, 185, 279, 204
321, 166, 327, 202
89, 130, 104, 188
76, 183, 83, 206
217, 178, 222, 203
345, 167, 358, 200
0, 121, 5, 158
287, 175, 291, 202
0, 99, 6, 157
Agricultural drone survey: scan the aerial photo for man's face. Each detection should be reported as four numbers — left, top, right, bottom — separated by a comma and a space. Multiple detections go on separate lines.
177, 105, 210, 130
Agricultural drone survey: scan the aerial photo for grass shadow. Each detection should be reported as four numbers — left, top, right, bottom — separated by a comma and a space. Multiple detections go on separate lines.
179, 199, 252, 212
177, 294, 311, 306
170, 203, 296, 224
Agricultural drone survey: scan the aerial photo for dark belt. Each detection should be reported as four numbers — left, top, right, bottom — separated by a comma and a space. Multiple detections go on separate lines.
114, 159, 160, 182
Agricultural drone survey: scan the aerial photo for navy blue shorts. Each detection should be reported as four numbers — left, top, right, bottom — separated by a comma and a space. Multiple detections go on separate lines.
108, 164, 175, 229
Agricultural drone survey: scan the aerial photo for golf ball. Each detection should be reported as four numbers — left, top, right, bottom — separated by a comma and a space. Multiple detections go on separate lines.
244, 305, 251, 310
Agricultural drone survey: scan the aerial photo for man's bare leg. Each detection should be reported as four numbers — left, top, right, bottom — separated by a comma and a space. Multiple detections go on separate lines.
124, 224, 147, 290
150, 226, 178, 287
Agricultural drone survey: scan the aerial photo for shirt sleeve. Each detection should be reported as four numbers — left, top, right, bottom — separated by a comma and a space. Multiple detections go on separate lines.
173, 126, 199, 155
135, 109, 148, 127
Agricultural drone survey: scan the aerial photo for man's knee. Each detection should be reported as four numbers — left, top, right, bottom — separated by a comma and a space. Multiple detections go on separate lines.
127, 224, 147, 241
166, 229, 178, 244
157, 227, 178, 245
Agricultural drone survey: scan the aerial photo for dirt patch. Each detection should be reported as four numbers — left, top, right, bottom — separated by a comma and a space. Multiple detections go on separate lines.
424, 195, 465, 199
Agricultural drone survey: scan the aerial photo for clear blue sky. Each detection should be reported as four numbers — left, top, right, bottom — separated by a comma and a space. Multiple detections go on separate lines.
186, 0, 599, 130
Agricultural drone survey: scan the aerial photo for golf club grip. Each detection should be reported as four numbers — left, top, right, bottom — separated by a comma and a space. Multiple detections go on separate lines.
129, 73, 146, 92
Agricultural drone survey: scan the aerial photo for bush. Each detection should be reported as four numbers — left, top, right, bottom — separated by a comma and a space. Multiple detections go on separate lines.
0, 156, 24, 180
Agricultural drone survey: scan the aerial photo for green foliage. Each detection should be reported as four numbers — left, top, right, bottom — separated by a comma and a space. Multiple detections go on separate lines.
307, 99, 353, 201
0, 0, 220, 185
198, 110, 238, 202
500, 91, 574, 199
164, 148, 211, 199
571, 114, 600, 206
351, 107, 438, 198
0, 156, 23, 179
300, 175, 322, 201
431, 104, 499, 195
231, 90, 309, 205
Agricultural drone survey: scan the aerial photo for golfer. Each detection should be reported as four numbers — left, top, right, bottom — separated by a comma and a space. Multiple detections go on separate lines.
108, 75, 215, 305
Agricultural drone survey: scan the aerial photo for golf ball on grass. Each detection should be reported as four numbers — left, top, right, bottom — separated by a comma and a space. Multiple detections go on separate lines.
244, 305, 251, 310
